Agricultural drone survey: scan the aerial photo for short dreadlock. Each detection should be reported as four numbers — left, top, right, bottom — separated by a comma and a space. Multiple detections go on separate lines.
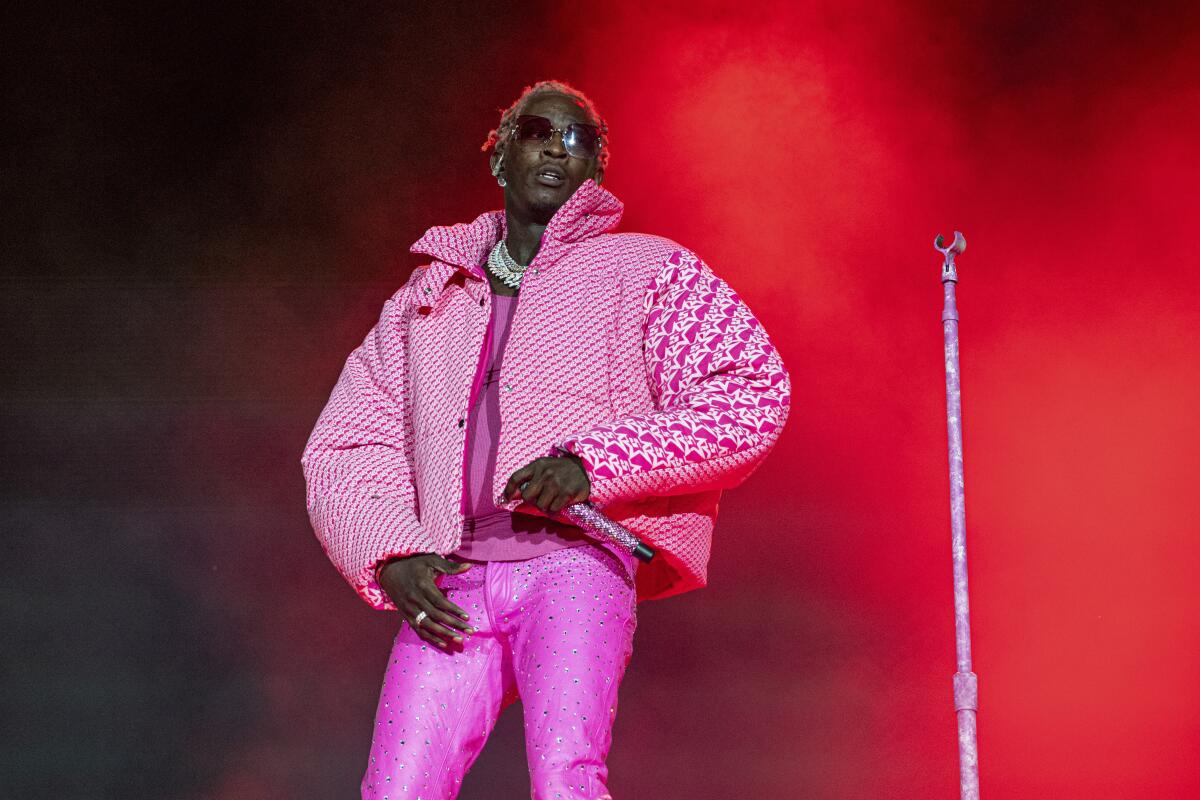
482, 80, 610, 171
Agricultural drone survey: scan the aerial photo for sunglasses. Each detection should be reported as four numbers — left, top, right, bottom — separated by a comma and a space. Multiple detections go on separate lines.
509, 114, 603, 159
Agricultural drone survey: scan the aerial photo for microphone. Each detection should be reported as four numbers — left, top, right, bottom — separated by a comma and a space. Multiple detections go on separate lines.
561, 502, 656, 563
518, 480, 656, 563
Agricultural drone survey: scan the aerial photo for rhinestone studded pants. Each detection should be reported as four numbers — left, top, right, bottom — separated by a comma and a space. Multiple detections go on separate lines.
362, 543, 639, 799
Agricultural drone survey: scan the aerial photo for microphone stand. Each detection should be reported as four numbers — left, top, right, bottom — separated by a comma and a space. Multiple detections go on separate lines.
936, 231, 980, 799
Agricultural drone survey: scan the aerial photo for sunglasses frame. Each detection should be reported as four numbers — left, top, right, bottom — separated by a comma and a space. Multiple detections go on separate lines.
508, 114, 603, 160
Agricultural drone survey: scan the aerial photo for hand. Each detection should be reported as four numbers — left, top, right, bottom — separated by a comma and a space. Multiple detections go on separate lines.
503, 454, 590, 514
378, 554, 477, 649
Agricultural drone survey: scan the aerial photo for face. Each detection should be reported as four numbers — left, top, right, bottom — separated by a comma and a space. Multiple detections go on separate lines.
491, 92, 604, 224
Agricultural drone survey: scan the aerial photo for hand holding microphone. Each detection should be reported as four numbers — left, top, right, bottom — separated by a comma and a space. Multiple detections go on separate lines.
503, 454, 656, 563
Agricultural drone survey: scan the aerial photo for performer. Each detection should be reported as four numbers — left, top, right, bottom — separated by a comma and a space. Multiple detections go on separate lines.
301, 80, 791, 799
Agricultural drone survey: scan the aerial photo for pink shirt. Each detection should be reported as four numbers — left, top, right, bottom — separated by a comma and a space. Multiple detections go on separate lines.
452, 291, 591, 561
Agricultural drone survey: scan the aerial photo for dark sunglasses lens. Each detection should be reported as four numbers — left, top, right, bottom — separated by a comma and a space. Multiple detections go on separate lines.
515, 116, 553, 141
563, 124, 600, 157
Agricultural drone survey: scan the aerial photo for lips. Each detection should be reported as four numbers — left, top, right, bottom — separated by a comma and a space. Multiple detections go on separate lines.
534, 164, 566, 187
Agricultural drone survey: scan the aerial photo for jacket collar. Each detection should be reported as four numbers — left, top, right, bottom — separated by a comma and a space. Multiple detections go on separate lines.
408, 180, 623, 301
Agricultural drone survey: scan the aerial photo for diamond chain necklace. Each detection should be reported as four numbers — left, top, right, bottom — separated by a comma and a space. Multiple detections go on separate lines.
486, 240, 527, 290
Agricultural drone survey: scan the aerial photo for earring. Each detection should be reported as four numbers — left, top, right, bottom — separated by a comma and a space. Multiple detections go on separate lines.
493, 153, 506, 187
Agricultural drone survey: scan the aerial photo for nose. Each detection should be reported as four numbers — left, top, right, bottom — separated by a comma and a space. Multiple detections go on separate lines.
541, 130, 568, 157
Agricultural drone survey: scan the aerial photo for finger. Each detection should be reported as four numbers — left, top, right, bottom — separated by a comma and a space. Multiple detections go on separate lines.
399, 597, 421, 618
521, 460, 554, 504
423, 560, 472, 619
413, 624, 450, 649
403, 598, 456, 647
550, 489, 576, 513
521, 475, 545, 505
528, 468, 564, 512
536, 481, 560, 513
565, 479, 591, 508
548, 472, 584, 512
414, 598, 467, 644
399, 602, 450, 649
504, 464, 536, 500
418, 580, 475, 631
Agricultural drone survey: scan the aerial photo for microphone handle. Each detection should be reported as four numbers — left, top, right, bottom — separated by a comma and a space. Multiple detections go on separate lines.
562, 502, 656, 563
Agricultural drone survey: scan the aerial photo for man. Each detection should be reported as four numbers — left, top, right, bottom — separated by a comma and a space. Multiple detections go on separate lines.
301, 80, 791, 799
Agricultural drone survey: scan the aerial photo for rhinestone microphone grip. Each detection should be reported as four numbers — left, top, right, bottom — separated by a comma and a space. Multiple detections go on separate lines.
562, 502, 656, 563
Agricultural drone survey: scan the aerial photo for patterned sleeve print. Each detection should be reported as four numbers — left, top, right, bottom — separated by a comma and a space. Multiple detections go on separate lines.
301, 283, 427, 611
556, 250, 791, 509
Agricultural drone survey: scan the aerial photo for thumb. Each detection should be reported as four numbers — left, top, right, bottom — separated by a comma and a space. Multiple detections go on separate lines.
431, 555, 472, 574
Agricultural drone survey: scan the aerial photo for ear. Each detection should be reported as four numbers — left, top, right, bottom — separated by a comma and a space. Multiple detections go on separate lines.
593, 164, 605, 186
490, 148, 505, 178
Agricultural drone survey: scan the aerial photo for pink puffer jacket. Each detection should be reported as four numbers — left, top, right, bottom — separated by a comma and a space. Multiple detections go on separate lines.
301, 180, 790, 609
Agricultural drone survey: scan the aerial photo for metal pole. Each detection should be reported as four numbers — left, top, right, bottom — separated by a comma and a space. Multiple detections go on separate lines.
936, 231, 979, 799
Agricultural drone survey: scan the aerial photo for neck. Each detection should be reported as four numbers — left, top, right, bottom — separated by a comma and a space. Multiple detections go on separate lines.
503, 208, 549, 266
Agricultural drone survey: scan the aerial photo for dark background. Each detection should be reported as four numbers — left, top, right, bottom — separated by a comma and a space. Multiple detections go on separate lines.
4, 2, 1199, 798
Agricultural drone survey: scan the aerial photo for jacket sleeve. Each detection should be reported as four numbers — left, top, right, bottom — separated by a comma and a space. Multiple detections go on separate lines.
554, 250, 791, 509
300, 282, 427, 611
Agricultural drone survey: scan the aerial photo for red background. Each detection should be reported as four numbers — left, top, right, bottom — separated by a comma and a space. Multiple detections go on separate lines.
3, 1, 1198, 797
558, 4, 1200, 794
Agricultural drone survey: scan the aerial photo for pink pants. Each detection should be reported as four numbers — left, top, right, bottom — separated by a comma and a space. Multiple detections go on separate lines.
361, 542, 639, 799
